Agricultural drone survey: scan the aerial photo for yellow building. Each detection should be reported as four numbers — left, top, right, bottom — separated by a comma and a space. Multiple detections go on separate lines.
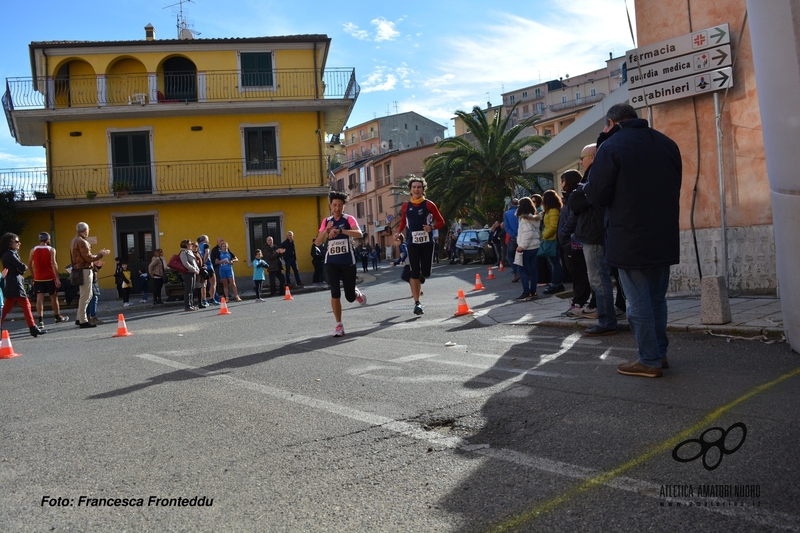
2, 27, 358, 286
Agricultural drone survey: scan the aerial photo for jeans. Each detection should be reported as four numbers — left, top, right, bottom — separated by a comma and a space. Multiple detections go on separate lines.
546, 254, 563, 286
517, 248, 539, 295
285, 260, 302, 285
618, 267, 671, 368
87, 280, 100, 317
507, 238, 518, 274
583, 243, 617, 329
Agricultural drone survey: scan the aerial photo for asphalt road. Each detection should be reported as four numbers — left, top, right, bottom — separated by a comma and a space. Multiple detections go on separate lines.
2, 263, 799, 532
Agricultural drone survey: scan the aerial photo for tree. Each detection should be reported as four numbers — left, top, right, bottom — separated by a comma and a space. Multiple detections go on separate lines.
0, 190, 28, 237
423, 105, 547, 225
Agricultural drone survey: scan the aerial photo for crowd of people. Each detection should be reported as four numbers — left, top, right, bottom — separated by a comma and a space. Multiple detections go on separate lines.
2, 105, 680, 379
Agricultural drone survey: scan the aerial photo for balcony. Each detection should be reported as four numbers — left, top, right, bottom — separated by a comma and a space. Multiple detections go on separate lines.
549, 93, 605, 113
359, 131, 378, 141
3, 68, 360, 145
0, 156, 327, 204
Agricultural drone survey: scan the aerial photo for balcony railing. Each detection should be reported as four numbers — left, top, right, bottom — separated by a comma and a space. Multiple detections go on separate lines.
360, 131, 378, 141
0, 156, 326, 200
549, 93, 605, 112
3, 68, 359, 110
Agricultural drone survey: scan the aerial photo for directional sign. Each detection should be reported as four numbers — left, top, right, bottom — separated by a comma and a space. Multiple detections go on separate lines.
629, 45, 732, 89
629, 67, 733, 109
626, 23, 730, 68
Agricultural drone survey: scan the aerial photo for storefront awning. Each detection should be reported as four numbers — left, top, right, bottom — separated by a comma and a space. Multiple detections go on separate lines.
374, 225, 387, 233
523, 85, 630, 175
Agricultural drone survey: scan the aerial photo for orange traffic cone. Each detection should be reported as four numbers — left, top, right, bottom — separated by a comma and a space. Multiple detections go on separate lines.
487, 266, 496, 280
473, 273, 485, 291
453, 289, 474, 316
283, 286, 293, 300
112, 314, 133, 337
498, 262, 505, 272
218, 297, 231, 315
0, 330, 21, 359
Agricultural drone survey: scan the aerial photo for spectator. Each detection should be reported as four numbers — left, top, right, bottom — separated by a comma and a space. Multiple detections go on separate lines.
120, 262, 132, 307
584, 103, 682, 378
86, 259, 104, 325
264, 236, 287, 297
197, 235, 219, 306
557, 170, 593, 317
514, 198, 542, 301
190, 241, 209, 308
311, 239, 325, 285
148, 248, 166, 305
280, 231, 303, 287
138, 267, 149, 303
369, 247, 379, 271
70, 222, 110, 328
252, 249, 269, 302
541, 190, 565, 294
28, 231, 68, 326
503, 199, 520, 281
179, 239, 200, 311
1, 232, 46, 337
214, 241, 240, 302
357, 243, 369, 273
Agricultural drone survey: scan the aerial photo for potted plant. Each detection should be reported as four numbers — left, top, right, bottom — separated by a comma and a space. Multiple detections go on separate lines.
86, 190, 97, 200
112, 181, 133, 197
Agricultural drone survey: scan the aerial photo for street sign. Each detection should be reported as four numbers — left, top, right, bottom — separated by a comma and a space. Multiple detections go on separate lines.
626, 23, 730, 68
628, 45, 732, 89
629, 67, 733, 108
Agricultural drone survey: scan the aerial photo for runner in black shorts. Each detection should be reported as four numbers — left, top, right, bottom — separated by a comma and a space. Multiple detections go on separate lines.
395, 176, 445, 316
314, 190, 366, 337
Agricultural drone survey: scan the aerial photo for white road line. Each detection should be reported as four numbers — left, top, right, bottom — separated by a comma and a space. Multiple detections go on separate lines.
390, 353, 440, 363
131, 352, 800, 531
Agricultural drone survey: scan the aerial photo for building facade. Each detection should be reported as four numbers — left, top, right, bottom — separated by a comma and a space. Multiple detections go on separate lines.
1, 28, 358, 286
340, 111, 445, 164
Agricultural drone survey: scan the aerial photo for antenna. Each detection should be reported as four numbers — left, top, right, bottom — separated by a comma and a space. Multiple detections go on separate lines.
163, 0, 201, 39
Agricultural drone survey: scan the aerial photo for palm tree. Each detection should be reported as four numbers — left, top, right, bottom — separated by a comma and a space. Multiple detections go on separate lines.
423, 105, 547, 225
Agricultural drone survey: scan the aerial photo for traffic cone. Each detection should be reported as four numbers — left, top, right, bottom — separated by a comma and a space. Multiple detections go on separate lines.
112, 314, 133, 337
498, 262, 505, 272
453, 289, 474, 316
218, 297, 231, 315
0, 330, 21, 359
487, 266, 496, 280
283, 286, 294, 300
473, 273, 485, 291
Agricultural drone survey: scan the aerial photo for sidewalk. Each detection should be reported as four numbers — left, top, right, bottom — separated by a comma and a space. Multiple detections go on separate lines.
478, 287, 785, 339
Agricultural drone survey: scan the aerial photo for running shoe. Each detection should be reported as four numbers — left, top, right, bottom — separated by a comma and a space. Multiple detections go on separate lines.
414, 302, 424, 315
355, 288, 367, 305
37, 316, 44, 327
54, 315, 69, 323
333, 323, 345, 337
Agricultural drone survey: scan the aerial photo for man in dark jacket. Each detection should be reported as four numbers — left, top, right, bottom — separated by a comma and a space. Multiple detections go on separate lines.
280, 231, 303, 287
264, 236, 286, 296
569, 143, 618, 336
584, 103, 682, 378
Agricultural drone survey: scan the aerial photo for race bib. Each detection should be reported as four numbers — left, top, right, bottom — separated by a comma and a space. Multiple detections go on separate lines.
411, 230, 430, 244
328, 241, 349, 255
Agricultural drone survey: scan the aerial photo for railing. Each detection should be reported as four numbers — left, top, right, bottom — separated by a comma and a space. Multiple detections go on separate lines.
549, 92, 606, 112
360, 131, 378, 141
0, 156, 326, 200
4, 68, 359, 110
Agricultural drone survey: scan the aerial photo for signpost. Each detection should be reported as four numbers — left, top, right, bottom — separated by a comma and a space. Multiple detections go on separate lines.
626, 23, 730, 69
628, 45, 732, 89
629, 67, 733, 107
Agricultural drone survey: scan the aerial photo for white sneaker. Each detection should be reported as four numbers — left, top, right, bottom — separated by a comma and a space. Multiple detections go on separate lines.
355, 288, 367, 306
581, 306, 598, 319
333, 323, 345, 337
123, 302, 133, 307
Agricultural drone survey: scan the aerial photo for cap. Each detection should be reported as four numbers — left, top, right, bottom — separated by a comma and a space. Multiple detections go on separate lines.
39, 232, 50, 241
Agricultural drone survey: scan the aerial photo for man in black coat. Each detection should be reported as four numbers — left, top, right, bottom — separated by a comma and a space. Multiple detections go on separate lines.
584, 104, 682, 378
280, 231, 303, 287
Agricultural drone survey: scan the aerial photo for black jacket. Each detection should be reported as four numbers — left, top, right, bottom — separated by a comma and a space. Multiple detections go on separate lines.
2, 249, 28, 298
583, 118, 682, 269
557, 189, 577, 246
279, 239, 297, 263
568, 166, 606, 246
263, 245, 284, 273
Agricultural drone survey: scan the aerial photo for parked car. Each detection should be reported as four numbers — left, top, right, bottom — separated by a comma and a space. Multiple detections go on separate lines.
455, 229, 496, 264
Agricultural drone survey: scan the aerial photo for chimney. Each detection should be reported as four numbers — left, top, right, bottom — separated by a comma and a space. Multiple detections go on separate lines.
487, 101, 492, 109
609, 52, 613, 60
145, 23, 155, 41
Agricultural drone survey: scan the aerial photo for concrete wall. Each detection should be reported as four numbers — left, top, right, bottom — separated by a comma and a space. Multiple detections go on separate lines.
635, 0, 775, 294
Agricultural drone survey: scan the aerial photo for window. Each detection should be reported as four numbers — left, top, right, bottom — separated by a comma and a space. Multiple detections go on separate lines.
248, 216, 282, 260
336, 178, 344, 192
523, 104, 529, 114
240, 52, 274, 87
576, 91, 582, 102
404, 124, 408, 130
110, 130, 151, 193
244, 126, 277, 171
378, 195, 383, 213
415, 124, 418, 131
561, 96, 567, 103
536, 102, 544, 114
544, 129, 552, 136
535, 88, 541, 98
375, 165, 383, 187
522, 91, 528, 98
590, 88, 597, 97
356, 202, 365, 218
510, 95, 515, 104
385, 161, 391, 183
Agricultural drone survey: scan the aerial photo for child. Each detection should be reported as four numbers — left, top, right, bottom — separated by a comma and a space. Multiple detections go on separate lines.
120, 262, 132, 307
252, 250, 268, 302
138, 267, 149, 303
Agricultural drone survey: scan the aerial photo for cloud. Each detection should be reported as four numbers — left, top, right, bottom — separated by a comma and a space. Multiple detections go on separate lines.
343, 22, 370, 41
0, 151, 46, 168
372, 17, 400, 42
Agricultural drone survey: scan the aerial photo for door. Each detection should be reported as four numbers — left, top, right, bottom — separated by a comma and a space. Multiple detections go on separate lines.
163, 57, 197, 102
117, 215, 156, 295
248, 216, 282, 257
111, 131, 152, 194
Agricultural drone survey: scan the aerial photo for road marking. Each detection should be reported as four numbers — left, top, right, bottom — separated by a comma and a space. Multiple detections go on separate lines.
486, 365, 800, 532
390, 353, 439, 363
132, 353, 800, 531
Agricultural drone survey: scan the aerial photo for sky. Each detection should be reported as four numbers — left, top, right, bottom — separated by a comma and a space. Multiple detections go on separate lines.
0, 0, 637, 169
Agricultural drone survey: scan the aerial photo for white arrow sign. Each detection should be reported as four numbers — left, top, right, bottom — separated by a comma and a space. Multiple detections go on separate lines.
629, 67, 733, 109
626, 23, 730, 68
629, 45, 732, 89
